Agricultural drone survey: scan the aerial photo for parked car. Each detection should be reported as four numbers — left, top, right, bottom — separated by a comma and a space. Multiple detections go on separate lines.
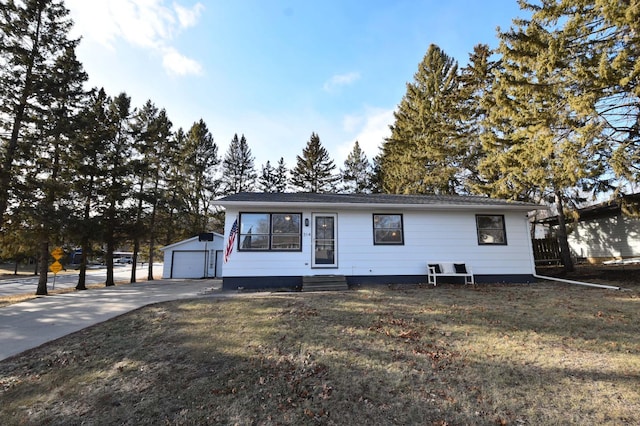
115, 257, 133, 264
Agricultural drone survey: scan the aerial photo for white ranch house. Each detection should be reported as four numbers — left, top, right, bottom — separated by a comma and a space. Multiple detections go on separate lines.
217, 193, 544, 290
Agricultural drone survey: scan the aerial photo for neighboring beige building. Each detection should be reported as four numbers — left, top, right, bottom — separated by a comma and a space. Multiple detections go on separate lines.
539, 194, 640, 263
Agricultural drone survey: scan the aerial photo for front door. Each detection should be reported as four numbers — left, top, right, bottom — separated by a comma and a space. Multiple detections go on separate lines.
312, 213, 337, 268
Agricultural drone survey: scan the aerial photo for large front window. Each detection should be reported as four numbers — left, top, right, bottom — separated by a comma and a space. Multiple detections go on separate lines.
239, 213, 302, 251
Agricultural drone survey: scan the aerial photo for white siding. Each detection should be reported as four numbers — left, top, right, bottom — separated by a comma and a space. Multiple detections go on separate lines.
568, 214, 640, 259
222, 207, 534, 278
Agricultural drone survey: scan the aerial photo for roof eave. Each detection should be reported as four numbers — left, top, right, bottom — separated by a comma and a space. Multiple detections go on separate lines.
217, 200, 545, 212
159, 232, 224, 250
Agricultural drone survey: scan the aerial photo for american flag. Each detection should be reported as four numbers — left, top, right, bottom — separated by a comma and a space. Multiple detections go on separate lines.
224, 219, 238, 263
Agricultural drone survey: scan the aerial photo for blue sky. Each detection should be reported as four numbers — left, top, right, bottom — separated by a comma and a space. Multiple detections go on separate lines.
66, 0, 527, 169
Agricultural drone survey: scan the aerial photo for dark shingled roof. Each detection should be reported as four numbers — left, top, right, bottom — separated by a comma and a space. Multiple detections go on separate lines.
217, 192, 541, 209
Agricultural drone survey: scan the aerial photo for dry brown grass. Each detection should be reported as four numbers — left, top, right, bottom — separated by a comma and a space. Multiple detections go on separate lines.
0, 261, 161, 307
1, 279, 639, 425
0, 282, 132, 308
0, 293, 39, 307
0, 262, 84, 307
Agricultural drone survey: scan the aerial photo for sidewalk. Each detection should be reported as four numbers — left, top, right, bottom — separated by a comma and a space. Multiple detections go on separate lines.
0, 279, 222, 361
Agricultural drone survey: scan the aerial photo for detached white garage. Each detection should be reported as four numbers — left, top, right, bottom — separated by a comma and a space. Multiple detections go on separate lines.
160, 233, 224, 279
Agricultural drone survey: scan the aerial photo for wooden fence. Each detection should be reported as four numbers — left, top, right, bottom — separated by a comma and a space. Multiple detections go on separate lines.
532, 238, 561, 265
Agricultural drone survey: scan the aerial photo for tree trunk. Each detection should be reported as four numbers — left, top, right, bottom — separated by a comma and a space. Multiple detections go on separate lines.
35, 239, 49, 295
130, 175, 145, 284
77, 173, 94, 290
147, 245, 155, 280
166, 203, 175, 246
554, 191, 575, 273
130, 238, 139, 283
76, 237, 88, 290
105, 238, 115, 287
147, 177, 160, 280
105, 208, 115, 287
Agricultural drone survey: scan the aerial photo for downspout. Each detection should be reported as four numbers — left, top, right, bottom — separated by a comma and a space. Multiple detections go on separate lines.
533, 273, 621, 291
526, 212, 621, 290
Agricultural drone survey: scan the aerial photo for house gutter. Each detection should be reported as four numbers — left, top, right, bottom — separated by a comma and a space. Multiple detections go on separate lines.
533, 273, 622, 290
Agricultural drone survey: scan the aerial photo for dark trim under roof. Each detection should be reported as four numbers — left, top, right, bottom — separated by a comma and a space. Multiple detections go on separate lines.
217, 192, 542, 211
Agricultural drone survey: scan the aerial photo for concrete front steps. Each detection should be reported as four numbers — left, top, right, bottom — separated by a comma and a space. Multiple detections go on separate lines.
302, 275, 349, 292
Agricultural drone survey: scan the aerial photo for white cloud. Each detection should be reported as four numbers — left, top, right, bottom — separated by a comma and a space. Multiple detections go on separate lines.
173, 2, 205, 28
337, 107, 395, 163
117, 0, 175, 49
221, 107, 394, 169
67, 0, 119, 49
342, 114, 363, 133
323, 72, 361, 92
67, 0, 204, 76
162, 47, 203, 76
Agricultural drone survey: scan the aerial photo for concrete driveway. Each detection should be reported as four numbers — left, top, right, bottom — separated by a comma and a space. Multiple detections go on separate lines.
0, 279, 222, 361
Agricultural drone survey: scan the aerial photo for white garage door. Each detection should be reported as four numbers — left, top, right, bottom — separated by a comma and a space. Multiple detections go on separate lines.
171, 250, 206, 278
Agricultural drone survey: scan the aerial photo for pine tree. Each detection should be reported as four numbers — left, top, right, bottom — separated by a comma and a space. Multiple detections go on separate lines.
128, 100, 156, 283
159, 127, 188, 244
28, 45, 87, 295
370, 155, 383, 193
144, 108, 172, 280
340, 141, 372, 193
0, 0, 78, 229
69, 88, 111, 290
128, 100, 172, 282
274, 157, 289, 193
291, 133, 339, 193
0, 214, 38, 274
377, 44, 462, 194
258, 161, 277, 192
181, 119, 221, 235
100, 93, 134, 286
5, 42, 88, 295
524, 0, 639, 186
452, 44, 499, 192
221, 133, 256, 194
476, 11, 608, 272
258, 157, 289, 192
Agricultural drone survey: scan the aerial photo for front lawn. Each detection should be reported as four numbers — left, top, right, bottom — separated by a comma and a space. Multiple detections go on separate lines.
1, 282, 639, 425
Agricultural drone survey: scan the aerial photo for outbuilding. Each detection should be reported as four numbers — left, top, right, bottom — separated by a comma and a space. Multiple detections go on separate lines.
217, 192, 545, 290
538, 193, 640, 263
160, 233, 224, 279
